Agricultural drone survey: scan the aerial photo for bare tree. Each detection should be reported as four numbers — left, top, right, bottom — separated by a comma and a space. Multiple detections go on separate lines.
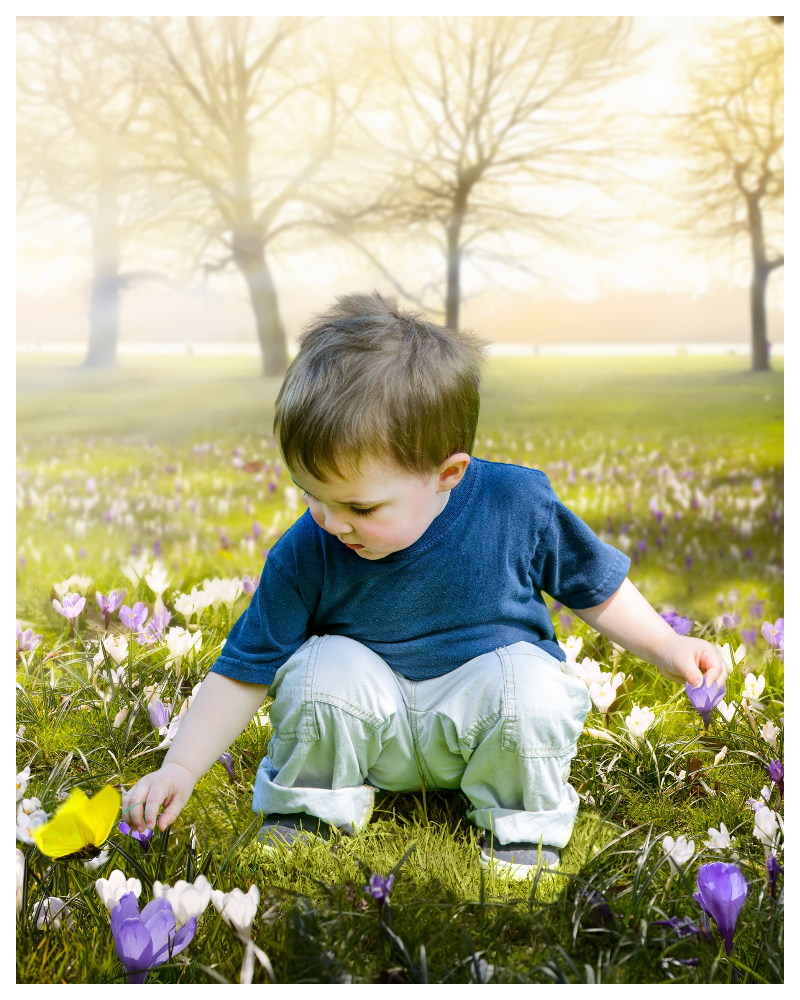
331, 17, 641, 331
138, 17, 359, 377
17, 18, 155, 368
671, 18, 783, 372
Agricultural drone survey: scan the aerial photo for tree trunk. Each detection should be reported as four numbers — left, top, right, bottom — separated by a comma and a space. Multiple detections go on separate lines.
233, 230, 288, 377
84, 178, 122, 369
445, 226, 461, 332
744, 189, 770, 373
749, 260, 770, 372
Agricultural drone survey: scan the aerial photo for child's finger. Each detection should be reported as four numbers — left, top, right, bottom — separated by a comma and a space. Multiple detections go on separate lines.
157, 793, 186, 831
144, 783, 167, 831
122, 784, 149, 831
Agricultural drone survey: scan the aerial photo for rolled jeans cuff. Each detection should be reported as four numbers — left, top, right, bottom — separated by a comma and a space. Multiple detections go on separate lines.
252, 757, 375, 832
467, 783, 580, 848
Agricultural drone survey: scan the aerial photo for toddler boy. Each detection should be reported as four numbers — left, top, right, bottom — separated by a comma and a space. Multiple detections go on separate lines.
124, 293, 725, 877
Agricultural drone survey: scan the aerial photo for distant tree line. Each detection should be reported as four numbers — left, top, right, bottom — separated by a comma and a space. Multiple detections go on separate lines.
17, 16, 782, 374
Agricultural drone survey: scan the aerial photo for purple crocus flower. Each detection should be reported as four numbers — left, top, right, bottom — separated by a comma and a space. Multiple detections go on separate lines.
766, 854, 782, 898
140, 610, 171, 645
742, 627, 758, 646
693, 862, 747, 956
148, 700, 172, 730
53, 593, 86, 620
761, 619, 784, 650
119, 820, 155, 852
217, 752, 236, 782
661, 610, 693, 636
252, 521, 262, 540
749, 600, 764, 619
153, 540, 162, 558
119, 602, 149, 633
685, 674, 726, 730
16, 622, 42, 652
650, 916, 700, 939
242, 574, 261, 597
577, 887, 612, 926
363, 873, 394, 902
111, 891, 196, 984
96, 589, 127, 629
767, 759, 784, 797
721, 612, 741, 629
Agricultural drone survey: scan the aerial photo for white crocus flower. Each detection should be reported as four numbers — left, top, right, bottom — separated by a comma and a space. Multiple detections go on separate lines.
173, 592, 196, 621
716, 642, 747, 677
753, 808, 781, 849
113, 707, 129, 729
33, 896, 74, 931
218, 577, 243, 610
589, 680, 619, 713
53, 579, 73, 599
704, 822, 735, 851
574, 657, 603, 686
558, 635, 583, 666
16, 765, 31, 803
190, 586, 214, 616
145, 561, 170, 612
16, 799, 48, 844
662, 834, 695, 873
742, 672, 766, 704
713, 746, 728, 767
203, 577, 225, 611
70, 574, 93, 597
165, 627, 203, 671
156, 715, 183, 749
16, 848, 25, 913
760, 721, 780, 749
625, 704, 656, 740
95, 869, 143, 910
153, 875, 212, 927
211, 885, 260, 937
716, 700, 736, 723
100, 634, 129, 666
121, 555, 149, 588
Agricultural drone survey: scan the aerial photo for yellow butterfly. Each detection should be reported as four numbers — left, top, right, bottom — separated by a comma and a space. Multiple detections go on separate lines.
34, 786, 120, 861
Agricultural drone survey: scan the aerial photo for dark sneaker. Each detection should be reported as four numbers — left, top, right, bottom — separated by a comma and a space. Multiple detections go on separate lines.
478, 832, 560, 879
257, 813, 331, 854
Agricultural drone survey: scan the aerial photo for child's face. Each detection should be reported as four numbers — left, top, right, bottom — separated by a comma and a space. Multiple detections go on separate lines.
291, 453, 471, 560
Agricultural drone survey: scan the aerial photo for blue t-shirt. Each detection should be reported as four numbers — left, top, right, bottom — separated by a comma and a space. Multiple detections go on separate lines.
210, 458, 630, 686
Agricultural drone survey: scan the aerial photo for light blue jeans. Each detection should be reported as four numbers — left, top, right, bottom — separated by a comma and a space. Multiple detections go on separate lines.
252, 635, 591, 847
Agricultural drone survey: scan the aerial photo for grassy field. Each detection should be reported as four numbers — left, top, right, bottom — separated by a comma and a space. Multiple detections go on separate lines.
16, 354, 784, 983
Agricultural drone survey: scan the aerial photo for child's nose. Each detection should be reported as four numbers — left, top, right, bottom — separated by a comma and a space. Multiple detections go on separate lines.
322, 507, 353, 534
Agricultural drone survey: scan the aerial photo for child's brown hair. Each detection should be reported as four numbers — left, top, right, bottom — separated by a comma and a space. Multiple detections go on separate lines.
274, 291, 487, 482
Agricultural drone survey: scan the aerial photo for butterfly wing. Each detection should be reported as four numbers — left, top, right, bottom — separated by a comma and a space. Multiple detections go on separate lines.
83, 785, 121, 846
34, 811, 97, 859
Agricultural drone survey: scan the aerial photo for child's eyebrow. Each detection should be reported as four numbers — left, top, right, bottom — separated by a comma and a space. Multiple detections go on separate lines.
291, 477, 380, 506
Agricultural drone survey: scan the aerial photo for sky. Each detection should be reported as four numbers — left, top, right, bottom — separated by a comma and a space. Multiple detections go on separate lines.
15, 15, 784, 345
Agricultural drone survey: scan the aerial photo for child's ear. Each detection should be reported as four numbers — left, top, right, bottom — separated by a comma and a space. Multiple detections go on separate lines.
437, 453, 471, 491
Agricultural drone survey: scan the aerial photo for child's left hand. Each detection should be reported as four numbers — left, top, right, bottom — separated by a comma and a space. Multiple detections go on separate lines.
653, 634, 727, 688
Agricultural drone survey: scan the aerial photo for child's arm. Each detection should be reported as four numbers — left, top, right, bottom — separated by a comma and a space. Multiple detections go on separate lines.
574, 577, 726, 687
122, 673, 269, 834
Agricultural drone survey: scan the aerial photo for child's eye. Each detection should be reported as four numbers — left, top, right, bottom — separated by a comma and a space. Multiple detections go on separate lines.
302, 491, 376, 517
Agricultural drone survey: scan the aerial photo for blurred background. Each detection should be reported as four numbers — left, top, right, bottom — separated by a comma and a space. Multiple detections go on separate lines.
17, 15, 783, 370
16, 15, 783, 627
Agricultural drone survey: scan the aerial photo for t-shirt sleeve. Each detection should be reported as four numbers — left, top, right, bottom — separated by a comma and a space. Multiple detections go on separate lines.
209, 535, 316, 687
533, 484, 630, 609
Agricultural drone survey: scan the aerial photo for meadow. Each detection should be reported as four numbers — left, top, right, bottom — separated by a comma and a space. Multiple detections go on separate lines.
16, 354, 784, 984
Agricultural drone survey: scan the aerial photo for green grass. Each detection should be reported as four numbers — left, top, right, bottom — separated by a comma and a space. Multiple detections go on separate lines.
16, 355, 784, 983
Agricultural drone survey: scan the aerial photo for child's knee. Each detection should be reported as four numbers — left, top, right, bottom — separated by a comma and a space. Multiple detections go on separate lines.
272, 634, 400, 734
498, 644, 590, 757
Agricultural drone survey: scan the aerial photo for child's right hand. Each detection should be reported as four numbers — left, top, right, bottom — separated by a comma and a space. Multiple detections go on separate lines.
121, 762, 196, 833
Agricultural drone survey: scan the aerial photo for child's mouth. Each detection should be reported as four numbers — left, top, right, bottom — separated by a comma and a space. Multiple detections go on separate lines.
342, 541, 364, 550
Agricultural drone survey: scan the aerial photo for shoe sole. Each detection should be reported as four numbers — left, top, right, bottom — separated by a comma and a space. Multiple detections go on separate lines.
478, 852, 560, 880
